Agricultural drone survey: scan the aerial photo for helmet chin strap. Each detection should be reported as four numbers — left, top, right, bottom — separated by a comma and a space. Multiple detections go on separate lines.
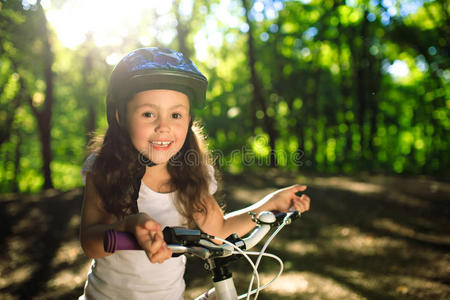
137, 150, 158, 168
145, 159, 157, 167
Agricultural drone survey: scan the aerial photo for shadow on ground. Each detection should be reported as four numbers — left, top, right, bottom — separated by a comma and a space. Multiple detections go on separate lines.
0, 170, 449, 299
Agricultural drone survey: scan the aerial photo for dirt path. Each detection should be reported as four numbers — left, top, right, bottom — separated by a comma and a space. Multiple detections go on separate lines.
0, 171, 449, 299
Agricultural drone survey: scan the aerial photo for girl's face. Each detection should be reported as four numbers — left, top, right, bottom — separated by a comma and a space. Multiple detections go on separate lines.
126, 89, 191, 165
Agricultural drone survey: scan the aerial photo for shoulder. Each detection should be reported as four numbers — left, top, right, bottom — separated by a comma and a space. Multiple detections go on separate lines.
206, 164, 215, 176
81, 152, 97, 185
206, 164, 218, 195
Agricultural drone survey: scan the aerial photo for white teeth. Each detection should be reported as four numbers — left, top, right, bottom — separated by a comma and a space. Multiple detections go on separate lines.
151, 141, 171, 146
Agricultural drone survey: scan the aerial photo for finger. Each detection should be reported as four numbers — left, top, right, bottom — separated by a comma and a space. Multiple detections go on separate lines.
301, 194, 311, 210
149, 241, 170, 263
163, 242, 172, 257
150, 243, 172, 263
139, 233, 154, 253
155, 229, 164, 241
144, 220, 161, 232
139, 231, 158, 253
149, 233, 164, 254
293, 184, 307, 192
294, 195, 310, 212
292, 185, 307, 197
293, 198, 305, 212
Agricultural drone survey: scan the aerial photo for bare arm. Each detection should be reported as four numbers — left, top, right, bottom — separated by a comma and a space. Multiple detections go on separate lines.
79, 173, 171, 262
194, 185, 310, 239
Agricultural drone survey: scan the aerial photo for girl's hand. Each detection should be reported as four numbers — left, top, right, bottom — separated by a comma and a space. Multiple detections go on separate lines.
125, 213, 172, 263
267, 185, 311, 213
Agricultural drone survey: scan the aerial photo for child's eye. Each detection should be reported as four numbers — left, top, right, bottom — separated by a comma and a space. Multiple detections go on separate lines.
172, 113, 182, 119
142, 112, 154, 118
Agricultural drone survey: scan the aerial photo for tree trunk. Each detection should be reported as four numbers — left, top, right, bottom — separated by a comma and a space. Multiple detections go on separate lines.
367, 47, 382, 166
241, 0, 278, 167
82, 46, 97, 139
12, 128, 22, 193
356, 10, 369, 163
348, 10, 369, 167
173, 0, 192, 57
337, 12, 354, 170
28, 3, 54, 190
309, 66, 321, 169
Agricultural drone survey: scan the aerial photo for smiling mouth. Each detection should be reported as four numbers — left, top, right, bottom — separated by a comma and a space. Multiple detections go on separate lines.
150, 140, 173, 149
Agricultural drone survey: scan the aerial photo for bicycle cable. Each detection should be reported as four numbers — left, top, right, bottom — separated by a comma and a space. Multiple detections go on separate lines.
246, 220, 288, 300
235, 251, 283, 300
216, 220, 289, 300
214, 237, 261, 300
246, 210, 298, 300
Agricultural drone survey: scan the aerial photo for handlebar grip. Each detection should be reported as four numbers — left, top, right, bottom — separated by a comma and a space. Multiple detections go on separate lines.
104, 229, 142, 253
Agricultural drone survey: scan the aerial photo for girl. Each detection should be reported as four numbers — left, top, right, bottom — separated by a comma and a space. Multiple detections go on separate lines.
79, 47, 310, 300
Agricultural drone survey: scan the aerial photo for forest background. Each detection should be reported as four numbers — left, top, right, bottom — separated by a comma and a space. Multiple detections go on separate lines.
0, 0, 449, 299
1, 0, 448, 192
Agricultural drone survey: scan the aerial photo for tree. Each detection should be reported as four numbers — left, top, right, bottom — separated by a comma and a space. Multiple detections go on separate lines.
241, 0, 279, 167
26, 1, 55, 189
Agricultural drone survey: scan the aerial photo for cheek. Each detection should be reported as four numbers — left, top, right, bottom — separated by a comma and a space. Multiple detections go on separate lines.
128, 120, 149, 144
175, 123, 190, 143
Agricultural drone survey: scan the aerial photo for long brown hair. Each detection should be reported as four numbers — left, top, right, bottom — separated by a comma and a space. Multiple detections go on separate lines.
89, 114, 216, 228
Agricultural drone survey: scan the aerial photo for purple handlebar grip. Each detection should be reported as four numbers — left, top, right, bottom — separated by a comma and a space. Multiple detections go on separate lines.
104, 229, 142, 253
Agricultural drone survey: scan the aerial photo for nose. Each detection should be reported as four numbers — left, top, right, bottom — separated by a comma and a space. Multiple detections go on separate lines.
154, 116, 170, 133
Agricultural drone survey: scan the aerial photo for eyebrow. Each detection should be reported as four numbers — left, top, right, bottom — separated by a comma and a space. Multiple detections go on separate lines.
135, 103, 188, 110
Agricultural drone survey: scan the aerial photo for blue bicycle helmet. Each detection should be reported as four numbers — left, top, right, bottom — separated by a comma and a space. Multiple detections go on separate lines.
107, 47, 208, 126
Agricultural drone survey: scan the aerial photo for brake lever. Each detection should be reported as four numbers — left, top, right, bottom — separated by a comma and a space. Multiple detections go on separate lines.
187, 246, 211, 259
273, 210, 300, 226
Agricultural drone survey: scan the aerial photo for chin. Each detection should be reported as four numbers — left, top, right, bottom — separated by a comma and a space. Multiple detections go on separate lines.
148, 152, 179, 165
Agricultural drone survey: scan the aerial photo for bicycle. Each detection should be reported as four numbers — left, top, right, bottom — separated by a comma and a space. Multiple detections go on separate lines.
104, 210, 300, 300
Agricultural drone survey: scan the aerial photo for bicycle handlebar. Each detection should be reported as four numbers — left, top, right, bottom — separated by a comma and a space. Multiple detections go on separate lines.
104, 211, 299, 259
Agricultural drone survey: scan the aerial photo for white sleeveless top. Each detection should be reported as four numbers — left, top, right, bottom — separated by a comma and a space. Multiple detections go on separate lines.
79, 154, 217, 300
